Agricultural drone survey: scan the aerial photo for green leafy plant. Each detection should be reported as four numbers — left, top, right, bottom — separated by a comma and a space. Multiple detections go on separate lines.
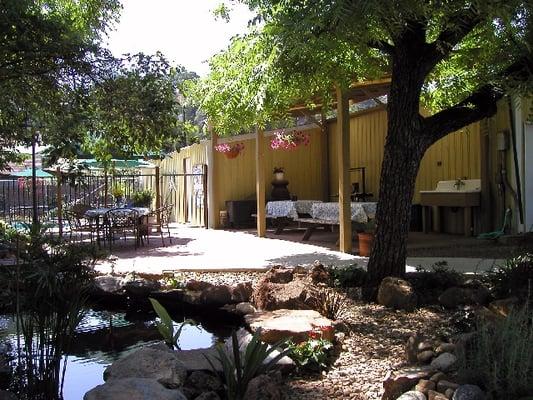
309, 287, 348, 320
287, 336, 333, 372
328, 264, 368, 288
456, 306, 533, 399
148, 298, 192, 348
486, 254, 533, 300
131, 189, 154, 207
205, 330, 289, 400
111, 183, 125, 199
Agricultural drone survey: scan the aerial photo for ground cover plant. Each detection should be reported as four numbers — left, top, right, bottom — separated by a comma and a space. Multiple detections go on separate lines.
486, 253, 533, 301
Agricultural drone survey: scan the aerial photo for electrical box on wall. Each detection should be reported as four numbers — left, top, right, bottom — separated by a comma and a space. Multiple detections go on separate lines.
496, 131, 509, 151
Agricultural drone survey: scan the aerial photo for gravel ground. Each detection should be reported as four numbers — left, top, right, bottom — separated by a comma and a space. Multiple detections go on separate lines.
282, 300, 453, 400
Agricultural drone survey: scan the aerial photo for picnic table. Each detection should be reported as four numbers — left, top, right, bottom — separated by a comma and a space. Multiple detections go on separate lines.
264, 200, 322, 234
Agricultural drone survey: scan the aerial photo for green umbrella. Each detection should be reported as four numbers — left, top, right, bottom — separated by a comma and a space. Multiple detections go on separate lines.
12, 168, 53, 178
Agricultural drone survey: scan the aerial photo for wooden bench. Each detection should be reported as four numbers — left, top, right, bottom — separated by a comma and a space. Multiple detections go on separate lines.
251, 214, 292, 234
294, 217, 366, 242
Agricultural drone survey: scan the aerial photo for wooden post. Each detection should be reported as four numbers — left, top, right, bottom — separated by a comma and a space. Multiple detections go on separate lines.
320, 112, 330, 201
336, 86, 352, 253
479, 120, 492, 232
155, 166, 161, 231
208, 123, 220, 228
256, 127, 266, 237
56, 167, 63, 237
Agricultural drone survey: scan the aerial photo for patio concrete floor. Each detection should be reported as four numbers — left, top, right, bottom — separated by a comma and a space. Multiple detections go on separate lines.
95, 224, 507, 275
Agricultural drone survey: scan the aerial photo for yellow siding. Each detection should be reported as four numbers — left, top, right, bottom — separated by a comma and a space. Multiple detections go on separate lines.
328, 108, 481, 204
215, 127, 324, 212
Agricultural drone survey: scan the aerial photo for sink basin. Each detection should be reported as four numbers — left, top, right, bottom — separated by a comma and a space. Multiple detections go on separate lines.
420, 179, 481, 193
420, 179, 481, 207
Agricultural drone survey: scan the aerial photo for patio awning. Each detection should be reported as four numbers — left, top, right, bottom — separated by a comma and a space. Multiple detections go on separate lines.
11, 168, 54, 178
80, 159, 156, 170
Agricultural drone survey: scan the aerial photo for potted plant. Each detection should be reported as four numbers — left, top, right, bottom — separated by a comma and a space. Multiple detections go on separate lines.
357, 219, 376, 257
131, 189, 154, 207
273, 166, 285, 181
215, 142, 245, 159
111, 183, 125, 206
270, 129, 310, 151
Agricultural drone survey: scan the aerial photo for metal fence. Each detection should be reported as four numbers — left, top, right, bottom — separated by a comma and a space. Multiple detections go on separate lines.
0, 168, 208, 230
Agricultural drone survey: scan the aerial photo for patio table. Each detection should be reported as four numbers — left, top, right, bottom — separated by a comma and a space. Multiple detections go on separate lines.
265, 200, 322, 234
310, 202, 377, 223
84, 207, 150, 246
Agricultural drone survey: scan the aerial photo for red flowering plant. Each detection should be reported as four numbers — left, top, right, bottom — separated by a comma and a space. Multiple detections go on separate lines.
214, 142, 245, 158
285, 324, 334, 371
270, 129, 310, 151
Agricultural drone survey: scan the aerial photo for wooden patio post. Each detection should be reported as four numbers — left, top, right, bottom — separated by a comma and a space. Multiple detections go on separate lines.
56, 167, 63, 237
320, 112, 330, 201
155, 166, 161, 231
208, 123, 220, 228
336, 86, 352, 253
256, 127, 266, 237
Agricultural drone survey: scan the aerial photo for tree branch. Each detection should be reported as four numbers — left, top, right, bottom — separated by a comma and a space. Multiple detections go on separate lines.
423, 85, 503, 142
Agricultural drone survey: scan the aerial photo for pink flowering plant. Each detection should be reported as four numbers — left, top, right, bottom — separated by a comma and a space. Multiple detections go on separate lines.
214, 142, 245, 154
270, 129, 310, 150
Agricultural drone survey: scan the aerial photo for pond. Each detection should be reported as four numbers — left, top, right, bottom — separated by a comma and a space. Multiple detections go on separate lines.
0, 305, 242, 400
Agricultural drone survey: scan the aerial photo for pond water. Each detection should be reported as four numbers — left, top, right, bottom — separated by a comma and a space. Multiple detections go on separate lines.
0, 305, 241, 400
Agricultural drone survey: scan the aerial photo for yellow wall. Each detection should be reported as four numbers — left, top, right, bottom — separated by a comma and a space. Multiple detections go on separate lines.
328, 108, 481, 203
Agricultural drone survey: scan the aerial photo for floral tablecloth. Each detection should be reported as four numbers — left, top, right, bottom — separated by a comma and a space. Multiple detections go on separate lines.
265, 200, 322, 219
310, 202, 377, 223
85, 207, 150, 218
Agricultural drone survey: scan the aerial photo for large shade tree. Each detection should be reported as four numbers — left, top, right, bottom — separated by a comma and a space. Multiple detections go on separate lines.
197, 0, 533, 288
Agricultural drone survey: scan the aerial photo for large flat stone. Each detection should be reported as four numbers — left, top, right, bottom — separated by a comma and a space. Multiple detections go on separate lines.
84, 378, 186, 400
245, 309, 334, 344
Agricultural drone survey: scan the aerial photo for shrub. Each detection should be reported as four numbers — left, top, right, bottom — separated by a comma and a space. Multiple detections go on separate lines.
328, 264, 367, 288
456, 306, 533, 399
205, 330, 289, 400
486, 254, 533, 300
131, 189, 154, 207
309, 287, 348, 320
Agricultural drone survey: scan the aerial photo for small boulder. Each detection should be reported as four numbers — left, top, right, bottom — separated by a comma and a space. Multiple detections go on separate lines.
103, 347, 187, 389
415, 379, 436, 394
194, 392, 221, 400
406, 334, 424, 363
438, 286, 490, 309
245, 309, 334, 344
430, 353, 457, 372
429, 371, 448, 383
235, 302, 257, 315
200, 284, 232, 305
123, 278, 161, 297
93, 275, 125, 294
435, 343, 455, 355
417, 350, 436, 364
243, 374, 282, 400
428, 390, 448, 400
231, 282, 253, 303
377, 277, 417, 311
452, 385, 486, 400
382, 366, 435, 400
397, 391, 427, 400
436, 380, 459, 393
84, 378, 187, 400
184, 371, 221, 398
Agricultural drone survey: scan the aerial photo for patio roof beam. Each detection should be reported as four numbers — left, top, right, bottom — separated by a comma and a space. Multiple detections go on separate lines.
256, 127, 267, 237
336, 86, 352, 253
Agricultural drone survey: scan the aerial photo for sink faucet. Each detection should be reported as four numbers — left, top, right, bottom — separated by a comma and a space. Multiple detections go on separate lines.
454, 178, 465, 190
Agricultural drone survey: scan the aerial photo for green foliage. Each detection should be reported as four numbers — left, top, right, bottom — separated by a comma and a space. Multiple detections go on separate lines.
131, 189, 154, 207
456, 306, 533, 399
148, 298, 192, 349
487, 254, 533, 300
412, 261, 464, 290
287, 338, 333, 372
328, 264, 368, 288
205, 330, 289, 400
111, 183, 125, 199
309, 287, 348, 320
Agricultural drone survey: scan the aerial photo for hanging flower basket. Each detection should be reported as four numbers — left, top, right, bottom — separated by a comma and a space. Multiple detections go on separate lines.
215, 143, 245, 159
270, 129, 310, 151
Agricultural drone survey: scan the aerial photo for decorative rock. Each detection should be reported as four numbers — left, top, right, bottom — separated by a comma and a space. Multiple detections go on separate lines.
406, 334, 424, 363
430, 352, 457, 372
452, 384, 486, 400
310, 262, 330, 284
103, 347, 187, 389
377, 277, 417, 311
428, 390, 448, 400
397, 391, 427, 400
382, 366, 435, 400
235, 302, 256, 315
415, 379, 436, 394
84, 378, 187, 400
417, 350, 436, 363
93, 275, 125, 294
194, 392, 221, 400
445, 389, 455, 399
185, 371, 222, 395
231, 282, 253, 303
418, 341, 434, 352
435, 343, 455, 355
243, 374, 282, 400
438, 286, 490, 309
200, 284, 232, 305
123, 278, 161, 297
429, 371, 448, 383
174, 348, 222, 372
245, 309, 334, 344
437, 380, 459, 393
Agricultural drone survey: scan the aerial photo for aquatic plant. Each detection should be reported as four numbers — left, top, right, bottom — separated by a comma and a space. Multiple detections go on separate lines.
148, 298, 193, 349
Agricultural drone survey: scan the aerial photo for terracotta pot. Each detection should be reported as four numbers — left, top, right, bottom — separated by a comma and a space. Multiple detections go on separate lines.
358, 232, 374, 257
225, 149, 240, 159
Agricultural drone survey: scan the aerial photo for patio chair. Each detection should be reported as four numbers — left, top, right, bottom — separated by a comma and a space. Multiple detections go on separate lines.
106, 208, 141, 250
64, 208, 97, 243
141, 204, 173, 246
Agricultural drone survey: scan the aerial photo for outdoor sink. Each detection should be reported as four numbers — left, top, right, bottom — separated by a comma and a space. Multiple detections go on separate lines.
420, 179, 481, 207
